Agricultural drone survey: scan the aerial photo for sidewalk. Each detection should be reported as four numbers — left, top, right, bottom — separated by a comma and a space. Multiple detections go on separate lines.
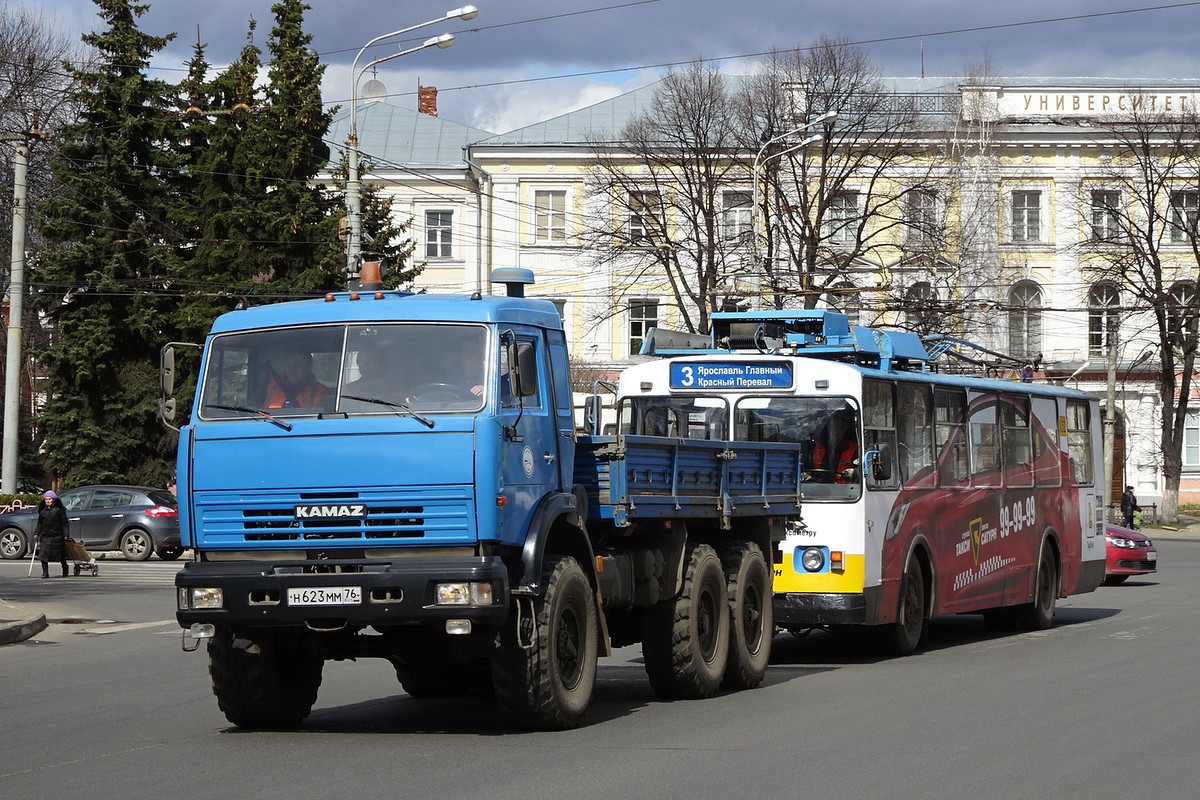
0, 596, 47, 646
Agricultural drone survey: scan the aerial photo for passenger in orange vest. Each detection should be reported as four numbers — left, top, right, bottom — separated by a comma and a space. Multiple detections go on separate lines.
810, 409, 859, 483
264, 351, 329, 409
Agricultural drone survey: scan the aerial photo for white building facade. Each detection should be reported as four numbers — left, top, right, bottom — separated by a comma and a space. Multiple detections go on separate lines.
325, 77, 1200, 511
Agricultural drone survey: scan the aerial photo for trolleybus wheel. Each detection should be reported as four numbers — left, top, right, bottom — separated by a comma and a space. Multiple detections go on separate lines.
1015, 545, 1058, 631
881, 556, 926, 656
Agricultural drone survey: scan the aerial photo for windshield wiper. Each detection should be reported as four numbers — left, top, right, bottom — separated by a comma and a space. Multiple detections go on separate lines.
206, 404, 293, 431
340, 394, 435, 428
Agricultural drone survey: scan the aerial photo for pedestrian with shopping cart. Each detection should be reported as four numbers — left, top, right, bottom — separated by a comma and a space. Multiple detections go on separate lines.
34, 490, 69, 579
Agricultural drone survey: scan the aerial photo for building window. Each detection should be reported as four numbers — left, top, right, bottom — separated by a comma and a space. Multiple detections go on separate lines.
425, 210, 453, 258
722, 191, 752, 241
1011, 190, 1041, 242
903, 281, 939, 334
827, 191, 859, 245
1186, 410, 1200, 468
1088, 282, 1120, 357
1171, 191, 1199, 243
904, 189, 938, 247
1008, 280, 1043, 359
628, 191, 662, 245
1090, 190, 1121, 241
534, 190, 567, 243
549, 297, 567, 320
1168, 280, 1199, 350
628, 299, 658, 356
824, 283, 861, 327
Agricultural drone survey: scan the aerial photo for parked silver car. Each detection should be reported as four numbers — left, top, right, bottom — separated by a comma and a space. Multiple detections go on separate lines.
0, 485, 183, 561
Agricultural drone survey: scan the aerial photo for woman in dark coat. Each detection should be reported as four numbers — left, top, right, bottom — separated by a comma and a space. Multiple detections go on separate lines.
35, 490, 69, 578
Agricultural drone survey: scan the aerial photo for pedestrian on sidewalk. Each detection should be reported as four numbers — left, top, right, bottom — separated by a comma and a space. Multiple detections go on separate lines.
1120, 485, 1141, 530
34, 490, 69, 579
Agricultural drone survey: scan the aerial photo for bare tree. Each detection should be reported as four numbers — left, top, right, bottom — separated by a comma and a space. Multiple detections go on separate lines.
1077, 100, 1200, 521
584, 61, 749, 338
734, 38, 948, 326
1, 4, 79, 479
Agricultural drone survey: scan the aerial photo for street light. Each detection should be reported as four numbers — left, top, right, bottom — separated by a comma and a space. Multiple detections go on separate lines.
345, 6, 478, 281
748, 110, 838, 274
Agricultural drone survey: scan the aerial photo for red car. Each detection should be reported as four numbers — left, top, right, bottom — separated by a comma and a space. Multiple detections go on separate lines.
1104, 523, 1157, 585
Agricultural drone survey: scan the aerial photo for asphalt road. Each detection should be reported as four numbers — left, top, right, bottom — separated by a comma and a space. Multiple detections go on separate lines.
2, 536, 1199, 800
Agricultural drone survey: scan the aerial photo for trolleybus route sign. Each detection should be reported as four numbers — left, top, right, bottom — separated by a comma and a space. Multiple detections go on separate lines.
669, 361, 793, 390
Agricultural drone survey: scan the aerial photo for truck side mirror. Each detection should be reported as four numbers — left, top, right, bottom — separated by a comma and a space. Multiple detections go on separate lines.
508, 340, 538, 397
161, 344, 176, 397
158, 397, 177, 425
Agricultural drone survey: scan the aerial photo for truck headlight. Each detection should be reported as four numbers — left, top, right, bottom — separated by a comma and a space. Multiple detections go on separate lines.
184, 587, 224, 610
435, 582, 494, 606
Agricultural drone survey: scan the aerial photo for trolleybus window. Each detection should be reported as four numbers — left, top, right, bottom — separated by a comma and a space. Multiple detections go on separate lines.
863, 379, 899, 490
897, 382, 934, 486
935, 388, 968, 485
969, 392, 1000, 486
734, 396, 862, 502
619, 396, 727, 439
1001, 394, 1034, 488
1066, 399, 1095, 486
1030, 396, 1061, 487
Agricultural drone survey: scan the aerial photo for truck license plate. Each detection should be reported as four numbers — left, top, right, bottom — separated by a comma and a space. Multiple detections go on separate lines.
286, 586, 363, 606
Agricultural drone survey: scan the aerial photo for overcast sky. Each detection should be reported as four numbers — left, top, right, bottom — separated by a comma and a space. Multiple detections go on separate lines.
20, 0, 1200, 133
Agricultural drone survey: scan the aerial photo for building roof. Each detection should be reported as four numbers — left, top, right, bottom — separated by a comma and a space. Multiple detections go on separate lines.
479, 82, 664, 146
325, 100, 494, 169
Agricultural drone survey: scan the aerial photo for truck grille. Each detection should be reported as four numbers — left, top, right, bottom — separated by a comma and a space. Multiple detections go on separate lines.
194, 487, 473, 547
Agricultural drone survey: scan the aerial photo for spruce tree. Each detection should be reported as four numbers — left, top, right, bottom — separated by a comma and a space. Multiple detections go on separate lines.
246, 0, 342, 292
33, 0, 182, 487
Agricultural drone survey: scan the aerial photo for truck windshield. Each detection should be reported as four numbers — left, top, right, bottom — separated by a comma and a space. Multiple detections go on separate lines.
198, 323, 488, 418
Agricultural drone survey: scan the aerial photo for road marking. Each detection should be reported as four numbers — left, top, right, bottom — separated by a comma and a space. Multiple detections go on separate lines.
74, 619, 178, 635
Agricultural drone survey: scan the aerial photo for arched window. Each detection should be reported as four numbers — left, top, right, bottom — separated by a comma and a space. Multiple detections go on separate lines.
1088, 283, 1119, 357
1168, 280, 1199, 352
1008, 281, 1043, 359
903, 281, 940, 335
825, 283, 861, 327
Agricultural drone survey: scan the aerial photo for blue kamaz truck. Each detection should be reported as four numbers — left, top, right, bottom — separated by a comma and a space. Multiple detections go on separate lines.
161, 268, 803, 729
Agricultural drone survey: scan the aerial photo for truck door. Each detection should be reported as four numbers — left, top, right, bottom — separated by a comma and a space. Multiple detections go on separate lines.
547, 329, 575, 490
498, 330, 559, 539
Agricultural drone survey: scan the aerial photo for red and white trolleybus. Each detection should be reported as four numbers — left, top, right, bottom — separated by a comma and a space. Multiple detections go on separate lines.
632, 310, 1106, 654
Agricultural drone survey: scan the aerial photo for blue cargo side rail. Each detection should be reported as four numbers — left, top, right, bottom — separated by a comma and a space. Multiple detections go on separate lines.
575, 434, 803, 527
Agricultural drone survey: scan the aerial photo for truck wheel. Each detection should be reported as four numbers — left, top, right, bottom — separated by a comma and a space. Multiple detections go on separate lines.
642, 543, 729, 699
879, 556, 926, 656
1015, 545, 1058, 631
208, 626, 324, 729
720, 543, 772, 690
492, 555, 598, 730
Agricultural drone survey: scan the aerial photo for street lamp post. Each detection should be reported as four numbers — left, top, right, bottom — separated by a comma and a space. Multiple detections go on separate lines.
748, 110, 838, 278
345, 6, 478, 282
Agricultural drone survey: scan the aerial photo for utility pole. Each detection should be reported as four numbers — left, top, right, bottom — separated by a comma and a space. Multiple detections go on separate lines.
2, 126, 34, 494
1103, 311, 1119, 515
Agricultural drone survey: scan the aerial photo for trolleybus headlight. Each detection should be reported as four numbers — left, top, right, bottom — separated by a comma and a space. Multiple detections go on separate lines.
801, 547, 826, 572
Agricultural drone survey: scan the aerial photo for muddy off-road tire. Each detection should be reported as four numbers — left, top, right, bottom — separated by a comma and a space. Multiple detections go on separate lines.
208, 626, 323, 729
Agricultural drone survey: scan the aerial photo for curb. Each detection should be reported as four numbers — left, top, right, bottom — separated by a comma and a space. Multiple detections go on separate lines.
0, 614, 48, 646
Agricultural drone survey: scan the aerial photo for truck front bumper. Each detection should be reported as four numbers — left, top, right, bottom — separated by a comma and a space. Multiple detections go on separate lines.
175, 556, 510, 629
